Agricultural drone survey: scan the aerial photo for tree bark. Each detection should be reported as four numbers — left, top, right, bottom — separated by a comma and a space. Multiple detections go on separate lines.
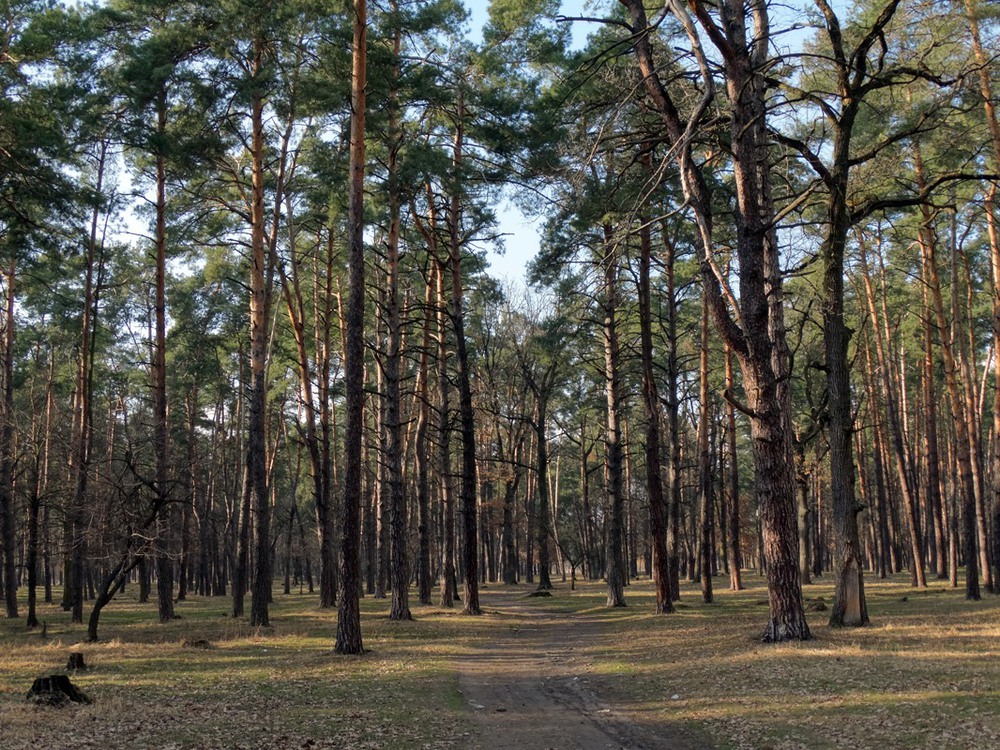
153, 89, 175, 624
384, 22, 410, 619
0, 258, 17, 618
601, 225, 626, 608
698, 292, 714, 604
638, 216, 672, 613
336, 0, 367, 654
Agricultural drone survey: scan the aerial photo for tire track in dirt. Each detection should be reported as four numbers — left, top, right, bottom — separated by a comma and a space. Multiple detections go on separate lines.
455, 588, 707, 749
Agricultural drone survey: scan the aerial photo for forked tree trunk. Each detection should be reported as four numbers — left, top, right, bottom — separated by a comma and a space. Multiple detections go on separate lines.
619, 0, 808, 640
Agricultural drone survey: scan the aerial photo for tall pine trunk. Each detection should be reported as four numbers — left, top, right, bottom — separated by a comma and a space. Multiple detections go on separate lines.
336, 0, 367, 654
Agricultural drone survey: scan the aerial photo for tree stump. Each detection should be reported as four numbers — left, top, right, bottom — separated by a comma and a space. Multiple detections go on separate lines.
26, 675, 91, 706
66, 652, 87, 671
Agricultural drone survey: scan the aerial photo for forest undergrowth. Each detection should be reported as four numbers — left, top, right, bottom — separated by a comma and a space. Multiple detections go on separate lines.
1, 573, 997, 749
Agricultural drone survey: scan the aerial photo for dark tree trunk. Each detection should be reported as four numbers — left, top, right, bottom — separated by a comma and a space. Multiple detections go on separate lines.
638, 215, 672, 613
153, 91, 175, 624
533, 394, 552, 591
601, 225, 626, 608
698, 293, 714, 605
446, 91, 480, 616
0, 259, 17, 618
336, 0, 367, 654
384, 30, 410, 619
436, 258, 456, 609
725, 346, 743, 591
824, 171, 867, 627
414, 262, 435, 605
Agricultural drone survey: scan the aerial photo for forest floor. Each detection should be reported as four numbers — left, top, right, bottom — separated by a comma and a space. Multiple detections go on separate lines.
1, 573, 999, 749
454, 588, 707, 749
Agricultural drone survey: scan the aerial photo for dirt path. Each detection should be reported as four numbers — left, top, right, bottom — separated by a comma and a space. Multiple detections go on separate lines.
455, 588, 704, 750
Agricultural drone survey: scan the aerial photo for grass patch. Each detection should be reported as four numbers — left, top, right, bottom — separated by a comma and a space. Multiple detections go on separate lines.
544, 572, 1000, 749
0, 590, 477, 750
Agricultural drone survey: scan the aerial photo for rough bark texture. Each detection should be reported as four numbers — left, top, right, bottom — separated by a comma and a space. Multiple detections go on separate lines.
619, 0, 808, 639
436, 258, 456, 609
336, 0, 366, 654
0, 259, 17, 618
725, 346, 742, 591
153, 91, 175, 625
533, 394, 552, 591
601, 228, 626, 608
448, 95, 480, 615
963, 0, 1000, 594
857, 238, 926, 588
247, 42, 271, 628
414, 262, 435, 604
698, 293, 714, 605
639, 219, 672, 613
384, 30, 410, 619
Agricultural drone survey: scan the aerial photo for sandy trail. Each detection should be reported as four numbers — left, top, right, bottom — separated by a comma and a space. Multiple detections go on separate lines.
455, 588, 704, 750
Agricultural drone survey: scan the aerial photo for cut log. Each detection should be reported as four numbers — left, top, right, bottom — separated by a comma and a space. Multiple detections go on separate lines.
26, 675, 91, 706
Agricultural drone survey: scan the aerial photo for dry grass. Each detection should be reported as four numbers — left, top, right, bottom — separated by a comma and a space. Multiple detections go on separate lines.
542, 572, 1000, 750
1, 573, 998, 749
0, 590, 485, 750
